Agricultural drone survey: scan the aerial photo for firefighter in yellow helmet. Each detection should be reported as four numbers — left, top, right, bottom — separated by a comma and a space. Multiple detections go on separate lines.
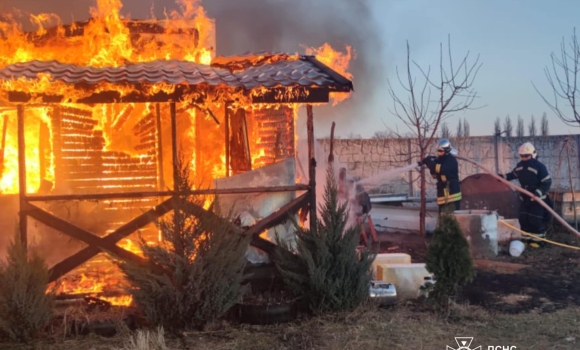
499, 142, 553, 248
418, 139, 462, 214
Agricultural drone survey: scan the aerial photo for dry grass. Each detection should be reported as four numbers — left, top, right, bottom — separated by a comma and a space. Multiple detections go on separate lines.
3, 302, 579, 350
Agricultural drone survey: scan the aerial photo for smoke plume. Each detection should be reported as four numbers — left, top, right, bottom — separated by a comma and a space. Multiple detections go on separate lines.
1, 0, 386, 136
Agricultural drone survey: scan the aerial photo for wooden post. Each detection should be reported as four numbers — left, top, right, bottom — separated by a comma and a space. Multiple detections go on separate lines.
224, 103, 230, 177
407, 138, 413, 197
494, 135, 500, 173
328, 121, 335, 163
155, 103, 165, 191
170, 102, 178, 189
306, 104, 317, 231
17, 104, 27, 250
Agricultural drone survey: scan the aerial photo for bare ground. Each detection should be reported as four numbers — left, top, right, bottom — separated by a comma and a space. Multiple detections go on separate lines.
3, 226, 580, 350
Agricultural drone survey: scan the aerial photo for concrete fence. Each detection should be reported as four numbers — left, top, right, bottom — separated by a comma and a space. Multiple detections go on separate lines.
317, 134, 580, 198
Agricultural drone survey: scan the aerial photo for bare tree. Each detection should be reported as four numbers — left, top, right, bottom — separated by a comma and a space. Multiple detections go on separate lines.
516, 114, 525, 137
504, 115, 513, 137
440, 122, 451, 138
493, 117, 501, 136
528, 115, 537, 136
456, 118, 464, 138
533, 28, 580, 128
387, 37, 481, 235
540, 112, 549, 136
463, 118, 470, 137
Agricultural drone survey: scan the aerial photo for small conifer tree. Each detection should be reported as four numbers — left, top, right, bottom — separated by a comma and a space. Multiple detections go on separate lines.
0, 233, 54, 342
424, 212, 475, 310
273, 165, 376, 314
117, 155, 252, 331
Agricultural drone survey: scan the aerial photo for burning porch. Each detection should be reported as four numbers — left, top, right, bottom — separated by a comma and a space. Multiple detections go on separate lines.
0, 13, 353, 304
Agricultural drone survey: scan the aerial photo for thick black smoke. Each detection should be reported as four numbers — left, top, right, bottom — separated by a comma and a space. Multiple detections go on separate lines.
1, 0, 387, 136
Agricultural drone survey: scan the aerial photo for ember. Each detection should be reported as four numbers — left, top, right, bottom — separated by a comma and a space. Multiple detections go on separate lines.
0, 0, 353, 306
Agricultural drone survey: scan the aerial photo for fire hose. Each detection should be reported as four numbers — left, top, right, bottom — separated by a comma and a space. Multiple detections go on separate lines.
454, 155, 580, 239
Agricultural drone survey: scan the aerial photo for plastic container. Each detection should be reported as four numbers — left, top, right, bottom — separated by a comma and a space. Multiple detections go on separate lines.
509, 240, 525, 257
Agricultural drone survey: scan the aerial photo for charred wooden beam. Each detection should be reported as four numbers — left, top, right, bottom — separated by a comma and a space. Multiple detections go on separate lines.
329, 121, 336, 163
155, 103, 165, 191
60, 128, 102, 137
24, 202, 148, 268
225, 103, 230, 177
60, 113, 97, 125
17, 105, 27, 249
180, 191, 309, 255
250, 88, 330, 104
170, 102, 178, 189
63, 177, 158, 188
8, 87, 330, 104
59, 121, 95, 130
306, 104, 317, 231
65, 170, 157, 180
243, 192, 311, 254
59, 106, 93, 118
135, 141, 157, 152
47, 197, 175, 282
26, 184, 310, 202
112, 104, 135, 132
51, 107, 65, 192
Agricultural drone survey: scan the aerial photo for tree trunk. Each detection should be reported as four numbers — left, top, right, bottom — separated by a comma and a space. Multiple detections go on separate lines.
419, 148, 426, 236
420, 166, 427, 236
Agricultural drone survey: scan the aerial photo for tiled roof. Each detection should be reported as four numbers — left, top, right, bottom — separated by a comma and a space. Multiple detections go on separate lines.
0, 54, 353, 92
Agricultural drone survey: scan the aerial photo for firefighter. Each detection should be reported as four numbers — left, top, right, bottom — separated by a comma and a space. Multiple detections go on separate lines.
417, 139, 462, 214
499, 142, 552, 248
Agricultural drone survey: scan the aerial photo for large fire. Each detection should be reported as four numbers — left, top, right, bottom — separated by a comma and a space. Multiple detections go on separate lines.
0, 0, 353, 306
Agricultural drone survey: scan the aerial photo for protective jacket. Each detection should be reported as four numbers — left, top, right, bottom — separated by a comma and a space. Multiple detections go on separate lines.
422, 154, 462, 205
504, 158, 552, 202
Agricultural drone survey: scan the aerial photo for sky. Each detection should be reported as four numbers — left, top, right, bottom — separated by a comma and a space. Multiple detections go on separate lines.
0, 0, 579, 138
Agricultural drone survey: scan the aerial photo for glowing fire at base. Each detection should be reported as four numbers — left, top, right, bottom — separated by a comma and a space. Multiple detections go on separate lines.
0, 0, 354, 303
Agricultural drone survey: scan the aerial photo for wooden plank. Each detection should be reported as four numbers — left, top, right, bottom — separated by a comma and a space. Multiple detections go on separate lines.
306, 104, 316, 230
473, 259, 529, 272
26, 185, 310, 202
65, 169, 158, 180
60, 164, 157, 173
112, 104, 134, 131
60, 120, 96, 130
24, 202, 148, 267
48, 197, 176, 282
17, 105, 27, 249
60, 106, 93, 118
63, 177, 157, 188
60, 113, 98, 126
135, 141, 156, 151
139, 134, 156, 144
60, 128, 103, 137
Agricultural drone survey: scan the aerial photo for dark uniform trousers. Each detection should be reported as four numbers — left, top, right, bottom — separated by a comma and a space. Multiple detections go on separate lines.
503, 158, 552, 242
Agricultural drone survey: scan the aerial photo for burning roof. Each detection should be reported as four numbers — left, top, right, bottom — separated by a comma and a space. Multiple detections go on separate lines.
0, 53, 353, 104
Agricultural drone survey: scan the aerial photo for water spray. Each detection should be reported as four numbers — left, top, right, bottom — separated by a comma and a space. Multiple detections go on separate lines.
455, 155, 580, 238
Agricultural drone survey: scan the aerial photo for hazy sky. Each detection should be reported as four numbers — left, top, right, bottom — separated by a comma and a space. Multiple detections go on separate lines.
1, 0, 579, 137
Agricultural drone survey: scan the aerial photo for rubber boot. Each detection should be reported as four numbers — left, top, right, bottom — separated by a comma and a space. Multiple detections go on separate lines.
528, 232, 546, 248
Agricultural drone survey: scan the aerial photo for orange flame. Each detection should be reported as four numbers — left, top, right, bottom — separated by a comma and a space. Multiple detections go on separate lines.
0, 0, 352, 300
304, 43, 354, 105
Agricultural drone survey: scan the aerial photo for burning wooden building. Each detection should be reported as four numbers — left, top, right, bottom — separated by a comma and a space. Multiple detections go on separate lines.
0, 3, 353, 304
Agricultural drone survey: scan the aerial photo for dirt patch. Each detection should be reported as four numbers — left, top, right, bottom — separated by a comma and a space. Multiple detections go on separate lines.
378, 227, 580, 314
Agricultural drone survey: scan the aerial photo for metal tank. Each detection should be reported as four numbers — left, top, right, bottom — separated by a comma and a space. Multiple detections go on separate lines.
460, 173, 520, 219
